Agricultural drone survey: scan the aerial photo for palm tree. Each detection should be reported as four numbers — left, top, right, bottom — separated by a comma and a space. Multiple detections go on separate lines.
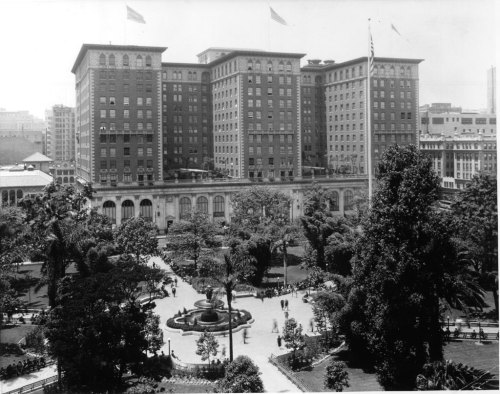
270, 225, 300, 288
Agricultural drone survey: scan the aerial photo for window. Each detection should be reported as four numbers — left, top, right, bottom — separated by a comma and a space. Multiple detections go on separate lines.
179, 197, 192, 219
103, 201, 116, 224
140, 199, 153, 220
213, 196, 225, 217
196, 196, 208, 213
123, 54, 129, 66
330, 191, 339, 211
136, 55, 143, 67
121, 200, 135, 220
99, 53, 106, 66
145, 55, 152, 67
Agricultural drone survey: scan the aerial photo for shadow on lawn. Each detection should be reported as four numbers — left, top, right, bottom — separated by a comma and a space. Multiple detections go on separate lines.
332, 349, 377, 374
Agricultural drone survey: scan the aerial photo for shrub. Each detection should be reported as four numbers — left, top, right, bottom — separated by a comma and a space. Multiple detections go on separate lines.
324, 360, 350, 392
25, 325, 46, 354
217, 355, 263, 393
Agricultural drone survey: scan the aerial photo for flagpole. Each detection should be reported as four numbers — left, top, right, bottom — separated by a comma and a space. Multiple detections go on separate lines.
366, 18, 373, 203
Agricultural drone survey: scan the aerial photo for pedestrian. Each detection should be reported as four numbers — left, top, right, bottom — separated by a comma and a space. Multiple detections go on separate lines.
284, 299, 289, 311
174, 277, 178, 287
309, 318, 314, 332
272, 319, 278, 333
280, 299, 284, 310
172, 287, 176, 297
277, 335, 282, 348
242, 328, 248, 344
284, 311, 289, 320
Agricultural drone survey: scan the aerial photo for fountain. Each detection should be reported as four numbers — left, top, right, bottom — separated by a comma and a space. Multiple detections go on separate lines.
166, 286, 253, 334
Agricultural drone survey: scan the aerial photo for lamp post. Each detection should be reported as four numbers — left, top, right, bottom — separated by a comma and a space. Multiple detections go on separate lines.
447, 315, 450, 329
168, 338, 171, 355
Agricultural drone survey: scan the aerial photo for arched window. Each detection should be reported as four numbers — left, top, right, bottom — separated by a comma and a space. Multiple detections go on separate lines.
57, 177, 62, 184
99, 53, 106, 66
286, 61, 292, 72
179, 197, 192, 219
140, 199, 153, 221
213, 196, 225, 217
103, 201, 116, 224
122, 200, 135, 220
123, 54, 129, 66
70, 176, 74, 183
267, 61, 273, 71
109, 54, 115, 66
278, 62, 284, 72
9, 190, 15, 205
406, 66, 412, 77
2, 190, 8, 205
329, 191, 339, 211
400, 66, 405, 76
379, 66, 385, 76
389, 66, 395, 76
344, 190, 354, 211
196, 196, 208, 213
255, 61, 261, 71
136, 55, 143, 67
247, 60, 253, 71
16, 189, 23, 200
63, 177, 68, 184
145, 55, 152, 67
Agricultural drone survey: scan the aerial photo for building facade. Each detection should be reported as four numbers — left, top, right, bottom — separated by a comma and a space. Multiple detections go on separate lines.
420, 106, 496, 137
420, 133, 497, 189
0, 168, 53, 207
72, 44, 167, 188
45, 105, 76, 161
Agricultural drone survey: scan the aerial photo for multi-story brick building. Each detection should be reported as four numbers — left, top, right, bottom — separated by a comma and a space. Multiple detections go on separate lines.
300, 60, 328, 169
161, 62, 212, 177
420, 133, 497, 189
205, 49, 305, 181
72, 44, 167, 190
45, 105, 76, 161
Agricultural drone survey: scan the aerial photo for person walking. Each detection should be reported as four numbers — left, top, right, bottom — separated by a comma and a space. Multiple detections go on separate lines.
242, 328, 248, 344
172, 287, 177, 297
284, 311, 289, 320
272, 318, 278, 333
174, 277, 178, 287
284, 299, 289, 311
280, 299, 284, 310
277, 335, 282, 348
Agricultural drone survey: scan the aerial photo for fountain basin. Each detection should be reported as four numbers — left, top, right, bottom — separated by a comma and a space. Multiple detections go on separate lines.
166, 308, 252, 333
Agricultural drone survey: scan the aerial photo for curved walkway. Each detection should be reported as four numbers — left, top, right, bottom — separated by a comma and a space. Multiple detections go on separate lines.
149, 256, 315, 392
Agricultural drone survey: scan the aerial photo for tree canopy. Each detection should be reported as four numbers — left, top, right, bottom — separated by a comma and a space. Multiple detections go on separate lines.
216, 355, 264, 393
115, 217, 159, 264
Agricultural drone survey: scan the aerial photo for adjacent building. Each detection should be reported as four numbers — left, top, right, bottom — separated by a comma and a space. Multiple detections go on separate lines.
420, 133, 497, 190
0, 167, 53, 207
45, 105, 76, 161
71, 44, 167, 188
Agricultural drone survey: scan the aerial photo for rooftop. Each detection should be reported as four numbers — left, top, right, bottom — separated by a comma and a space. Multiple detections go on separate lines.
71, 44, 168, 73
22, 152, 53, 163
0, 169, 53, 188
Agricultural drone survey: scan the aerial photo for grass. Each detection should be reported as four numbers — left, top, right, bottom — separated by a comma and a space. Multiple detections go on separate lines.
158, 382, 216, 393
0, 324, 38, 368
292, 341, 499, 392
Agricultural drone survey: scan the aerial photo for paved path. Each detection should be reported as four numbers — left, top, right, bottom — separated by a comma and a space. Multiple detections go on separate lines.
0, 365, 57, 393
149, 256, 315, 392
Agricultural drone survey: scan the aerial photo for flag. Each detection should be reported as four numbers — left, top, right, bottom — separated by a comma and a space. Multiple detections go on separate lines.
391, 23, 401, 36
369, 32, 375, 76
127, 5, 146, 24
270, 7, 287, 25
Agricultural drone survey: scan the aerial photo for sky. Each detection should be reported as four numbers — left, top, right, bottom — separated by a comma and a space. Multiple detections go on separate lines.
0, 0, 497, 119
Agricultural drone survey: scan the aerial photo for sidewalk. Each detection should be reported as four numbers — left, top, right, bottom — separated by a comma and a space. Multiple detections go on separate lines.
149, 256, 311, 392
0, 365, 57, 393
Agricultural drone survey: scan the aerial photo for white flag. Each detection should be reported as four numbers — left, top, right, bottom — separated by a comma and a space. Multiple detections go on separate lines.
127, 5, 146, 24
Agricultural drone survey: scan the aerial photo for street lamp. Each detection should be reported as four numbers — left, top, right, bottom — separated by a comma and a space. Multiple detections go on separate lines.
168, 338, 171, 355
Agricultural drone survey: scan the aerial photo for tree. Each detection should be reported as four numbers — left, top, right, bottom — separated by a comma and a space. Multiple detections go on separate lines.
199, 245, 255, 362
312, 290, 346, 348
216, 355, 264, 393
282, 318, 305, 362
45, 254, 164, 392
324, 360, 350, 392
452, 174, 498, 313
230, 186, 299, 286
196, 330, 219, 366
19, 183, 94, 307
341, 145, 484, 390
301, 183, 353, 271
115, 217, 159, 264
165, 210, 219, 269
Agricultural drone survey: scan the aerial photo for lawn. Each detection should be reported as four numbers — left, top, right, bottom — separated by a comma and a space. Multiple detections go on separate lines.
0, 324, 38, 368
158, 382, 216, 393
292, 341, 499, 392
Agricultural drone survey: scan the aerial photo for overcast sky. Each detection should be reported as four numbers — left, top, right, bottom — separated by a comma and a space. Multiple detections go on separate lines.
0, 0, 497, 119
